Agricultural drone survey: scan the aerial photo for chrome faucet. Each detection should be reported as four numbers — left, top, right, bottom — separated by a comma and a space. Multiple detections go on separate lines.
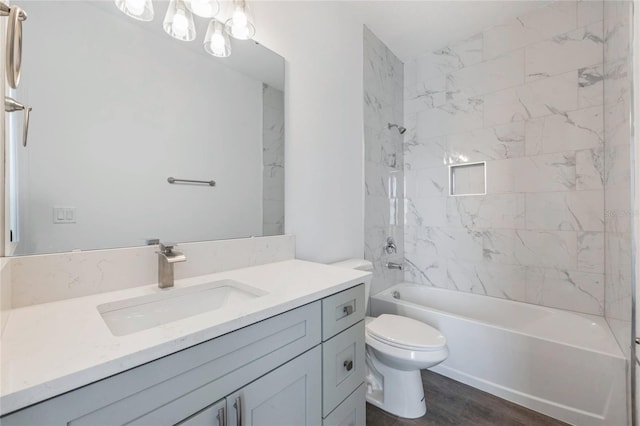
384, 237, 397, 254
157, 242, 186, 289
386, 262, 403, 270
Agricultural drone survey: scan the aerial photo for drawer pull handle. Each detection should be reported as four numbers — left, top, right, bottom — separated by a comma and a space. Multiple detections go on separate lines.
233, 396, 242, 426
217, 406, 226, 426
344, 360, 353, 371
343, 305, 354, 316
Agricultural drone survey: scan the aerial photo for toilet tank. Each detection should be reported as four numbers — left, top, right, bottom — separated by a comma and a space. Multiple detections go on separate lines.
330, 259, 372, 311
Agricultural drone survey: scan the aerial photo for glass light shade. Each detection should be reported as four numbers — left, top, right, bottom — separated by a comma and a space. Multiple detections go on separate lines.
185, 0, 219, 18
224, 0, 255, 40
114, 0, 154, 21
163, 0, 196, 41
204, 20, 231, 57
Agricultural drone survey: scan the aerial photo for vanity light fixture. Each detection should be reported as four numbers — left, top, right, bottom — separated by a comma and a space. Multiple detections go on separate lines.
163, 0, 196, 41
204, 20, 231, 57
186, 0, 219, 18
224, 0, 255, 40
115, 0, 258, 57
114, 0, 154, 21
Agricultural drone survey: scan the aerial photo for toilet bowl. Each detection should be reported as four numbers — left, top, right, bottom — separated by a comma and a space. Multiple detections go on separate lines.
331, 259, 449, 419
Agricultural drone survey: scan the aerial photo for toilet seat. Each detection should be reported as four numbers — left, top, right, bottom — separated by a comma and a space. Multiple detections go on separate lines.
366, 314, 446, 351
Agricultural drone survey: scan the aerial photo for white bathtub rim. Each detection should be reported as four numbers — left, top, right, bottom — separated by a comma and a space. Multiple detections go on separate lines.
373, 283, 625, 360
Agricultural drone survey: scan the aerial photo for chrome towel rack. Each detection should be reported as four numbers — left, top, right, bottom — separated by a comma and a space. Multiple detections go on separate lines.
1, 1, 27, 89
2, 1, 31, 148
167, 177, 216, 187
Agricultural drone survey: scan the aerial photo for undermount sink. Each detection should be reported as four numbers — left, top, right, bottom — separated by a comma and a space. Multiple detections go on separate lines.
98, 280, 267, 336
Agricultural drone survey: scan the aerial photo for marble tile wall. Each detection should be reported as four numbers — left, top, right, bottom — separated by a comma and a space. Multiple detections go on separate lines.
603, 0, 634, 358
262, 84, 285, 236
403, 1, 608, 315
364, 26, 405, 295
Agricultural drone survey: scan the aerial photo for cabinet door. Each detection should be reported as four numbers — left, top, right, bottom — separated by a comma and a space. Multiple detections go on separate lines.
227, 346, 322, 426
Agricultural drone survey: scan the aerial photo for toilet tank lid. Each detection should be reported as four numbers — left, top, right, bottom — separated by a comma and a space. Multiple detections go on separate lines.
330, 259, 373, 272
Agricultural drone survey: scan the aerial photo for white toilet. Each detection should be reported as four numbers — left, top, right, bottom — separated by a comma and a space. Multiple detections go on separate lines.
331, 259, 448, 419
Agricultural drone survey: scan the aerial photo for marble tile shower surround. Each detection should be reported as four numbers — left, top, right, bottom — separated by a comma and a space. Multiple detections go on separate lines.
364, 26, 405, 296
602, 0, 634, 358
0, 235, 295, 310
403, 0, 612, 316
262, 85, 285, 237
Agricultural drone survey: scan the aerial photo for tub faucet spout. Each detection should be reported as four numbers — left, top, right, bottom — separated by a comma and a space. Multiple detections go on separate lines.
386, 262, 403, 270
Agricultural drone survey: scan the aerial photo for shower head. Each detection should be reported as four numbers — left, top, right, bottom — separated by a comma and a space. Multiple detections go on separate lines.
388, 123, 407, 135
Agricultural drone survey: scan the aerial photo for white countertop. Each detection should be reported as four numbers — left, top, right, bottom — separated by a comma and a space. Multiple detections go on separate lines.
0, 259, 370, 416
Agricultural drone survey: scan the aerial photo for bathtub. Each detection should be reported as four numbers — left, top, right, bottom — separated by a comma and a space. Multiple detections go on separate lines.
370, 283, 627, 426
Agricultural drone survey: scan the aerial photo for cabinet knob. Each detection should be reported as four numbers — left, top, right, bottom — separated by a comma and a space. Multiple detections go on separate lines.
343, 305, 354, 316
344, 360, 353, 371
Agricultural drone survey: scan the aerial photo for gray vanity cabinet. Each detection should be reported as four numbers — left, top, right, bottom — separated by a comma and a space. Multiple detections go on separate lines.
161, 346, 321, 426
1, 284, 365, 426
320, 285, 366, 426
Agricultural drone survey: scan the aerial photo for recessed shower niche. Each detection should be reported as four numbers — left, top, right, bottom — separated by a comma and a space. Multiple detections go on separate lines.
448, 162, 486, 196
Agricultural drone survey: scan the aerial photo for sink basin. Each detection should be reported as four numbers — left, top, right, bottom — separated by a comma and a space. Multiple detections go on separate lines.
98, 280, 267, 336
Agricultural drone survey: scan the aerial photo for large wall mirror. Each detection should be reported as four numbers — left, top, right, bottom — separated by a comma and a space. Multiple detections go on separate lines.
6, 1, 285, 256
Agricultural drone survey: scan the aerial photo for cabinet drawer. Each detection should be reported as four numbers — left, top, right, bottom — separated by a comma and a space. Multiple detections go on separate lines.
323, 383, 365, 426
322, 321, 365, 417
322, 284, 365, 341
2, 301, 321, 426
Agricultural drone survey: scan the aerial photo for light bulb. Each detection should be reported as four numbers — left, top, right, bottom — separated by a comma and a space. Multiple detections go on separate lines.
125, 0, 146, 15
224, 0, 255, 40
115, 0, 154, 21
209, 33, 226, 54
204, 19, 230, 57
188, 0, 218, 18
163, 0, 196, 41
172, 10, 189, 37
231, 23, 249, 39
232, 9, 247, 27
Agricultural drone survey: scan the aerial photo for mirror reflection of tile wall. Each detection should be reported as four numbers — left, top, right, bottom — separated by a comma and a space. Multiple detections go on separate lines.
262, 84, 285, 236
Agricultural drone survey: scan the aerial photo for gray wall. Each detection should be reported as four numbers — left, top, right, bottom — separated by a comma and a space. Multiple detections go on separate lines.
363, 27, 404, 295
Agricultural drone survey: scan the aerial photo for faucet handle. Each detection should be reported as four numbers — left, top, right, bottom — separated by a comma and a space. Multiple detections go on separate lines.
159, 242, 177, 254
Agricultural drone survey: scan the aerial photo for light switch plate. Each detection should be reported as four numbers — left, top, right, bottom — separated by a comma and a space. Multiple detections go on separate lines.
53, 207, 77, 224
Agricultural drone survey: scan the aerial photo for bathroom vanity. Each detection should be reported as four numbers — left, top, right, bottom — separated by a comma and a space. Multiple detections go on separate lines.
0, 260, 368, 426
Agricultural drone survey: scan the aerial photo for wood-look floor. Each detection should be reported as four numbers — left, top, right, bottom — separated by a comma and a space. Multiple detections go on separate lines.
366, 370, 569, 426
